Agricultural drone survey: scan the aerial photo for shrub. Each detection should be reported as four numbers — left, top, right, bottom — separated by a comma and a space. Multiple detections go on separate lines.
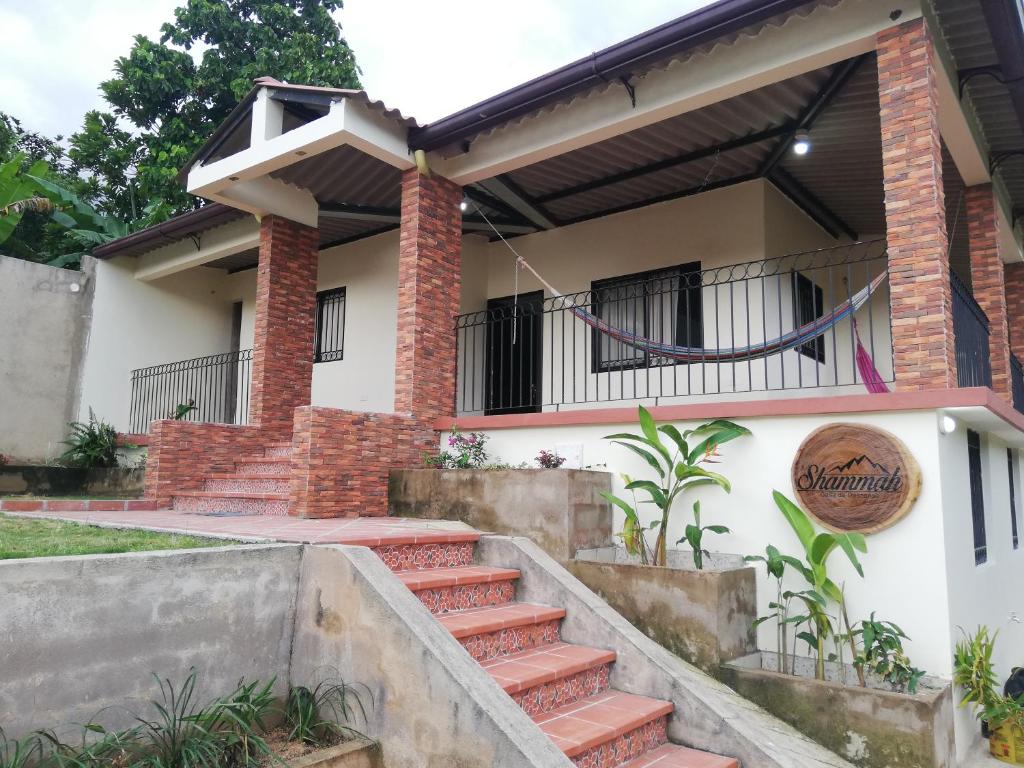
285, 676, 371, 748
424, 428, 489, 469
854, 613, 925, 693
61, 409, 119, 469
535, 450, 565, 469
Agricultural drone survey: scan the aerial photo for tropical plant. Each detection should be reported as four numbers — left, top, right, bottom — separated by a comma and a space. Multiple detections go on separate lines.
599, 406, 750, 567
535, 449, 566, 469
36, 723, 141, 768
131, 671, 227, 768
201, 678, 277, 767
171, 400, 197, 420
853, 613, 925, 693
61, 409, 120, 469
0, 727, 42, 768
425, 428, 490, 470
746, 544, 806, 674
953, 626, 1023, 730
284, 677, 372, 748
679, 500, 730, 570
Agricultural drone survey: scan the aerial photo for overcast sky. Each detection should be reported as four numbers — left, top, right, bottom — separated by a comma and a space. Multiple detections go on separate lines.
0, 0, 714, 140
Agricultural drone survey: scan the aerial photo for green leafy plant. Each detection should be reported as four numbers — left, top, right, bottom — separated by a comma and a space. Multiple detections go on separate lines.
0, 727, 42, 768
678, 500, 729, 570
535, 450, 566, 469
953, 626, 1024, 732
171, 400, 197, 420
201, 678, 277, 767
61, 409, 119, 469
854, 613, 925, 693
284, 677, 372, 748
746, 544, 810, 674
425, 428, 490, 470
36, 723, 141, 767
600, 406, 750, 567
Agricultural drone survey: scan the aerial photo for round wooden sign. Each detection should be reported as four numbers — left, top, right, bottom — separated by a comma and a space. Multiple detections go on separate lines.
791, 423, 921, 534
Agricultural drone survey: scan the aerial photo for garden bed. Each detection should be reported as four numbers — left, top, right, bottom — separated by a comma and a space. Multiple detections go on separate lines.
262, 731, 379, 768
567, 545, 757, 675
0, 464, 144, 497
721, 651, 955, 768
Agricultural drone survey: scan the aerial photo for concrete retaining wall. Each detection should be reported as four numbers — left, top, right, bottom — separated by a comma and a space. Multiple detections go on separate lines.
0, 255, 94, 462
0, 465, 145, 497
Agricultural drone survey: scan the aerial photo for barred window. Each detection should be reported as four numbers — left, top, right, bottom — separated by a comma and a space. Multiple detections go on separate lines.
314, 287, 346, 363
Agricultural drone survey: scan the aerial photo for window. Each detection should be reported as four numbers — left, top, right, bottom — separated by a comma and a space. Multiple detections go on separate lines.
1009, 448, 1020, 550
793, 272, 825, 363
314, 287, 346, 363
591, 263, 702, 372
967, 429, 987, 565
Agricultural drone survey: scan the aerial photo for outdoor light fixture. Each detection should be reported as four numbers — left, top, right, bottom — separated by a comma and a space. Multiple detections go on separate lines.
460, 198, 470, 212
939, 414, 958, 435
792, 130, 811, 156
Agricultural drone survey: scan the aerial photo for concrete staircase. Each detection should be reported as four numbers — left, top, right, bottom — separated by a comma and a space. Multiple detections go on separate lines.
171, 442, 291, 516
368, 530, 738, 768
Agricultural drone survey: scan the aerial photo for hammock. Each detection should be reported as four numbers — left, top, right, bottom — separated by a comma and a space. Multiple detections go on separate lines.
516, 256, 888, 365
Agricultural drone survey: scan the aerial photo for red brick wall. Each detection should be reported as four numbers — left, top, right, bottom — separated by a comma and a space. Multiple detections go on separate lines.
967, 184, 1012, 400
249, 215, 319, 436
289, 407, 436, 518
395, 169, 462, 419
877, 18, 956, 391
144, 420, 265, 507
1007, 263, 1024, 361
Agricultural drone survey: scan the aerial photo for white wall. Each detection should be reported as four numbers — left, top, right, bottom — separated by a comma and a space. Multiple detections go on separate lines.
78, 256, 234, 432
455, 180, 893, 414
224, 229, 401, 414
938, 426, 1024, 757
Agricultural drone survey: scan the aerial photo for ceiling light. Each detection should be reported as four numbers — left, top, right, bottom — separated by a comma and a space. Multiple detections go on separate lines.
460, 198, 469, 212
792, 130, 811, 156
939, 414, 957, 435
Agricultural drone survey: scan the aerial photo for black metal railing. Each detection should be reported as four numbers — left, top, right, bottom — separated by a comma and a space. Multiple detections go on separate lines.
129, 349, 252, 433
1012, 354, 1024, 414
454, 240, 892, 415
951, 272, 993, 389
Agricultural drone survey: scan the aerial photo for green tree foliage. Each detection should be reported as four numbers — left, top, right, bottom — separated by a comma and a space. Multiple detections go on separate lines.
70, 0, 361, 220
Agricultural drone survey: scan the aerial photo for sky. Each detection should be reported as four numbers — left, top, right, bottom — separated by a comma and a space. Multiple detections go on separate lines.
0, 0, 715, 140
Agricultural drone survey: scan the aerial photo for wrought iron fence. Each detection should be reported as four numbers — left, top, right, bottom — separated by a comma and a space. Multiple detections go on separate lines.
129, 349, 252, 433
1012, 354, 1024, 414
454, 240, 892, 415
951, 272, 993, 389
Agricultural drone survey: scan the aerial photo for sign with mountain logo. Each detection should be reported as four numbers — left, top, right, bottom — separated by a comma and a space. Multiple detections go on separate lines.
791, 423, 921, 533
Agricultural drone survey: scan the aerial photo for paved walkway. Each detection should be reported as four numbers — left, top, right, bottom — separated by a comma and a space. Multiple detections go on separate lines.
2, 508, 475, 546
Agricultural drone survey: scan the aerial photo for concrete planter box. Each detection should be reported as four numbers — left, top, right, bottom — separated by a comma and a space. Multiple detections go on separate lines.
287, 739, 380, 768
0, 465, 144, 497
388, 468, 611, 560
567, 546, 757, 675
721, 652, 955, 768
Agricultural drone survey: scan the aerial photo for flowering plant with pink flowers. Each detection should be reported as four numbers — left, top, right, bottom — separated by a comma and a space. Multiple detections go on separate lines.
534, 450, 565, 469
425, 428, 490, 469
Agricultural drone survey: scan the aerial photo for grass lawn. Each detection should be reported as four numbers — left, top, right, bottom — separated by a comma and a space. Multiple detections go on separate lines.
0, 514, 237, 560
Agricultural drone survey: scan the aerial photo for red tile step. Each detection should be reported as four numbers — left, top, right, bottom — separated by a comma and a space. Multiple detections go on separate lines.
481, 642, 615, 716
233, 456, 291, 474
371, 537, 480, 572
171, 490, 288, 516
398, 565, 520, 614
263, 443, 292, 458
438, 602, 565, 662
203, 476, 290, 494
621, 744, 739, 768
534, 690, 672, 766
0, 498, 158, 513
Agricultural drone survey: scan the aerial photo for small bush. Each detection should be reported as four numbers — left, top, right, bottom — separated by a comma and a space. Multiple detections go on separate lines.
424, 428, 489, 469
61, 409, 119, 469
534, 450, 565, 469
285, 676, 371, 748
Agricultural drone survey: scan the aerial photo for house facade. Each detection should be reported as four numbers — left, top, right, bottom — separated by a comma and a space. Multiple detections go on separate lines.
76, 0, 1024, 757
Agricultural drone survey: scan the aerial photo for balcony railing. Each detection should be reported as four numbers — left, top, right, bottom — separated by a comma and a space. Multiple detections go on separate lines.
1012, 354, 1024, 414
951, 272, 993, 389
129, 349, 252, 433
454, 241, 891, 415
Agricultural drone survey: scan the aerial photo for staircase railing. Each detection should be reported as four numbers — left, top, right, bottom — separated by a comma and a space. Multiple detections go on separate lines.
950, 272, 993, 389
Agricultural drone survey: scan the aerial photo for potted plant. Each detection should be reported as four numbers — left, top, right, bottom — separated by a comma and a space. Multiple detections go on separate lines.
954, 626, 1024, 765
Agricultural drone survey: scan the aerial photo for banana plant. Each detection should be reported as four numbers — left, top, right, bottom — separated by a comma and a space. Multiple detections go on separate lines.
599, 406, 750, 567
772, 490, 867, 680
679, 500, 729, 570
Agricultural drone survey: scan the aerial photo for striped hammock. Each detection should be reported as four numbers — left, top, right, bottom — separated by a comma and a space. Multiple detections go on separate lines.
517, 257, 888, 365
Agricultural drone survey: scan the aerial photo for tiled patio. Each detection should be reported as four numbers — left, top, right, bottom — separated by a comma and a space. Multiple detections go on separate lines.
0, 508, 476, 546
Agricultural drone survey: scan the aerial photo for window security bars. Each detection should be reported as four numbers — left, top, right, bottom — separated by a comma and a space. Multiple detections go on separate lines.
1012, 354, 1024, 415
951, 272, 993, 389
315, 287, 346, 363
1009, 448, 1020, 550
129, 349, 252, 433
454, 240, 891, 415
967, 429, 987, 566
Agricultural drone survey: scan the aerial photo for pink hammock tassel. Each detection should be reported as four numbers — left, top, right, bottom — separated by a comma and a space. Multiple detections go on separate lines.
853, 319, 889, 393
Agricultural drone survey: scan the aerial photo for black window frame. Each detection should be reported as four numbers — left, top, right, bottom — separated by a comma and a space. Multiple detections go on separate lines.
968, 429, 988, 565
314, 286, 346, 363
792, 272, 825, 363
590, 262, 703, 374
1009, 448, 1020, 550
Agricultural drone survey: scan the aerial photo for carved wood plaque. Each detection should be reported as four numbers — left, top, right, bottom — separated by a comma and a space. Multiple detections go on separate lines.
791, 423, 921, 534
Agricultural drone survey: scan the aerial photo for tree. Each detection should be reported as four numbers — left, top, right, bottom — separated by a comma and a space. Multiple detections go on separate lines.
70, 0, 361, 220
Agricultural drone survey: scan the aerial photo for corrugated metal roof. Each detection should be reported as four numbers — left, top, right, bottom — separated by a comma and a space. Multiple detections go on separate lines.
270, 144, 402, 208
252, 77, 419, 127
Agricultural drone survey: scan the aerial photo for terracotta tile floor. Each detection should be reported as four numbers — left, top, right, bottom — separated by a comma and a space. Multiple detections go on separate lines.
0, 508, 475, 545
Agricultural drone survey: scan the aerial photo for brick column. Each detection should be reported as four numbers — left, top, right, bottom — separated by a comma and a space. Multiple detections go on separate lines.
1007, 263, 1024, 361
967, 184, 1012, 400
877, 18, 957, 391
249, 215, 319, 436
395, 169, 462, 419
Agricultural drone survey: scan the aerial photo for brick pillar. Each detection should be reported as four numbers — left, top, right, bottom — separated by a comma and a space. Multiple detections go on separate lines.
967, 184, 1012, 400
249, 215, 319, 436
1007, 263, 1024, 361
877, 18, 957, 391
395, 169, 462, 419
